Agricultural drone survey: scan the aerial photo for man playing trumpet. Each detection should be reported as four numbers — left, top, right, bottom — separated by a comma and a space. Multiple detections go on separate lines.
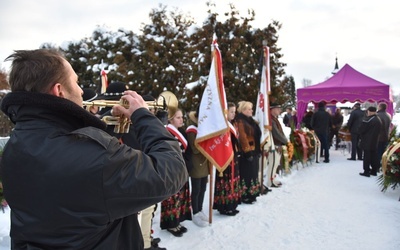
0, 48, 188, 250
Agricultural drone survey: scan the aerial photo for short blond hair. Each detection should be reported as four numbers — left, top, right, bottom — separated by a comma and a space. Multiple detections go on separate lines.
237, 101, 253, 113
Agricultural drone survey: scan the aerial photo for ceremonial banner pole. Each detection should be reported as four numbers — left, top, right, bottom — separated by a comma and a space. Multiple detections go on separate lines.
208, 162, 213, 224
195, 35, 233, 225
255, 42, 272, 193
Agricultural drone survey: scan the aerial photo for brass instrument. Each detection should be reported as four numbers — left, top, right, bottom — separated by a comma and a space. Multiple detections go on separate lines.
83, 91, 178, 133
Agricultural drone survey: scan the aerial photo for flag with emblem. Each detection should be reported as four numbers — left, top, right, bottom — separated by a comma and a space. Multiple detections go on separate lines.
255, 45, 271, 147
195, 36, 233, 173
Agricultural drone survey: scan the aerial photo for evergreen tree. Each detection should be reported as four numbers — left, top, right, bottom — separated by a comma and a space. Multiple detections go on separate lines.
61, 27, 139, 91
188, 3, 287, 109
281, 75, 296, 108
132, 4, 195, 105
0, 70, 9, 90
56, 3, 290, 114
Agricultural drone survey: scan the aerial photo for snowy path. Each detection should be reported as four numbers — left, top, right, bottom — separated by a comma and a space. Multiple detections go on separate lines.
152, 149, 400, 250
1, 150, 400, 250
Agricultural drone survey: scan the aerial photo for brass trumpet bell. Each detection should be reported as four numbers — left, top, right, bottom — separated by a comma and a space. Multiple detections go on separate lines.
82, 91, 179, 133
157, 91, 178, 118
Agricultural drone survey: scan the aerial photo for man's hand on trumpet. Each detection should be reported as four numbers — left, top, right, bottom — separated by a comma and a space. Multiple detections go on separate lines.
111, 90, 149, 118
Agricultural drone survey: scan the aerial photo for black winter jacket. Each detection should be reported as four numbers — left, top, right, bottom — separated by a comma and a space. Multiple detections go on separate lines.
359, 114, 382, 151
377, 110, 391, 143
310, 107, 332, 134
0, 92, 187, 250
347, 108, 364, 134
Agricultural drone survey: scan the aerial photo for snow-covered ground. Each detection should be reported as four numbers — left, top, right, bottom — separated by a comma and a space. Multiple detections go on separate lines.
1, 114, 399, 250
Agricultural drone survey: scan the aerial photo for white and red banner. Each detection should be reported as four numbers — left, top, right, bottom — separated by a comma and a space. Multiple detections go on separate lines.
255, 46, 272, 147
195, 37, 233, 173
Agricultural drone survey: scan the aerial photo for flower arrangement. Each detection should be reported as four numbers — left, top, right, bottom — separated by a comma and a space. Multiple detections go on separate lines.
378, 136, 400, 196
286, 141, 294, 163
290, 130, 315, 164
305, 131, 316, 159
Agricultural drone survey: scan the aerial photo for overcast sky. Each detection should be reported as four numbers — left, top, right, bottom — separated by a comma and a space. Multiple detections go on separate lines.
1, 0, 399, 94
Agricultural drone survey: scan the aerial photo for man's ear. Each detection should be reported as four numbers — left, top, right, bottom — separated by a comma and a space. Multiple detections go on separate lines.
49, 83, 64, 97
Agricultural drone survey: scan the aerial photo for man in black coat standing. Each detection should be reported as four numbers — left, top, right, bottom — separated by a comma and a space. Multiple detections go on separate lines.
330, 108, 344, 150
347, 103, 365, 161
359, 106, 382, 177
311, 101, 332, 163
376, 103, 392, 169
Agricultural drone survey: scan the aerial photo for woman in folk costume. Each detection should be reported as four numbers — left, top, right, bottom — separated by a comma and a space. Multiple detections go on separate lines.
186, 109, 210, 227
160, 108, 193, 237
213, 102, 241, 215
236, 101, 262, 204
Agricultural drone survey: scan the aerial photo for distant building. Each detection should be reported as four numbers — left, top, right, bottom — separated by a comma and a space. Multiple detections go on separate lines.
331, 56, 339, 75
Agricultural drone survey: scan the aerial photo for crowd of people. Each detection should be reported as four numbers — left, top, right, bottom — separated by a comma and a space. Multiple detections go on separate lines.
348, 103, 392, 177
278, 100, 392, 179
0, 48, 393, 250
297, 101, 392, 177
0, 48, 292, 250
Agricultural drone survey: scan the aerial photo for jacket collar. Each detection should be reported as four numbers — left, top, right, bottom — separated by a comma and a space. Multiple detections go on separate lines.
1, 91, 106, 131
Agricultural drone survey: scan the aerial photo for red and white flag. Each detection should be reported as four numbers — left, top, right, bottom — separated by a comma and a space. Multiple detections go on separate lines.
195, 37, 233, 173
255, 46, 272, 147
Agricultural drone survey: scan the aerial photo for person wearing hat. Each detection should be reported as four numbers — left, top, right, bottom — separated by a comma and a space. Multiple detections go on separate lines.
376, 103, 392, 169
97, 84, 167, 250
143, 94, 168, 125
301, 106, 314, 130
139, 93, 166, 249
267, 102, 288, 187
161, 108, 193, 236
283, 106, 293, 127
236, 101, 262, 203
186, 108, 211, 225
358, 106, 382, 177
347, 102, 365, 161
95, 81, 128, 116
213, 102, 241, 215
82, 88, 99, 115
330, 107, 344, 150
311, 101, 332, 163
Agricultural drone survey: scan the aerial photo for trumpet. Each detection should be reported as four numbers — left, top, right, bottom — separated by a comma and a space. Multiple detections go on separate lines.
83, 91, 178, 133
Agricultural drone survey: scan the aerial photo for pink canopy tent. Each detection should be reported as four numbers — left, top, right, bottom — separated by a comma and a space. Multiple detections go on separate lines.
296, 64, 393, 127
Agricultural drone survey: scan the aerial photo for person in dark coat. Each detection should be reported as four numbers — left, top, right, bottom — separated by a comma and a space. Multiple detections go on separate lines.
359, 106, 382, 177
97, 86, 166, 250
283, 107, 293, 127
0, 49, 187, 250
347, 103, 365, 160
301, 107, 314, 130
186, 109, 210, 227
376, 103, 392, 169
330, 108, 344, 150
291, 110, 298, 129
311, 101, 332, 163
